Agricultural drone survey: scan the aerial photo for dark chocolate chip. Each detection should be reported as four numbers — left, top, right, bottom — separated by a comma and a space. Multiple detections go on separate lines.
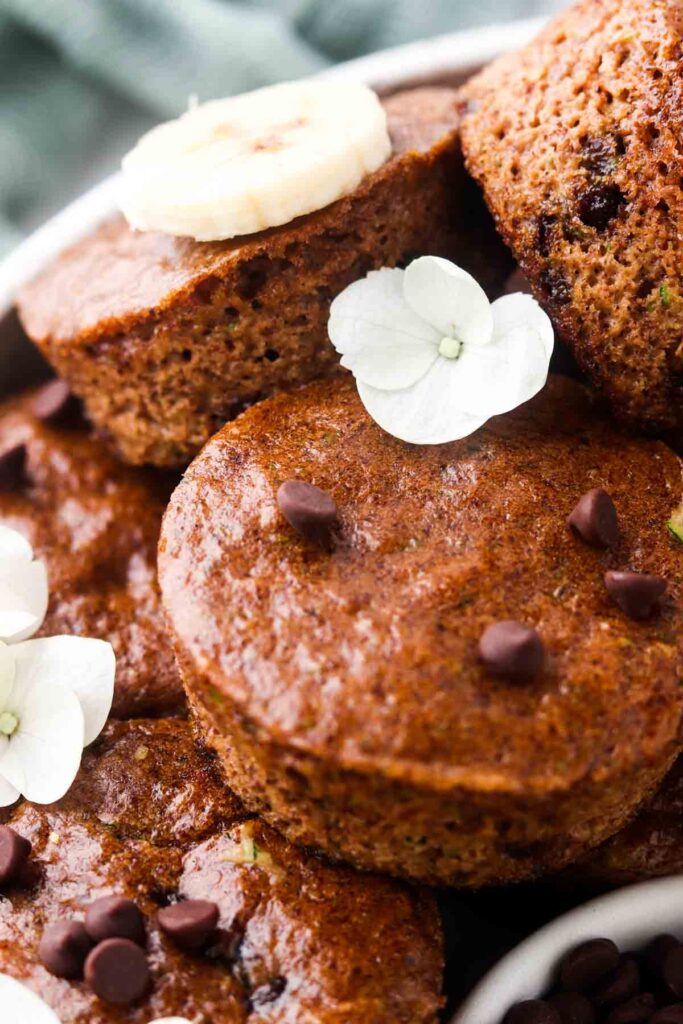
158, 899, 219, 952
277, 479, 338, 549
0, 443, 26, 490
644, 935, 681, 980
605, 993, 656, 1024
549, 991, 596, 1024
593, 957, 640, 1008
0, 825, 31, 885
568, 488, 619, 548
662, 946, 683, 999
39, 921, 93, 979
479, 621, 545, 680
651, 1006, 683, 1024
84, 937, 150, 1006
577, 184, 625, 230
29, 380, 75, 422
559, 939, 620, 992
504, 1000, 561, 1024
604, 570, 667, 620
85, 896, 146, 946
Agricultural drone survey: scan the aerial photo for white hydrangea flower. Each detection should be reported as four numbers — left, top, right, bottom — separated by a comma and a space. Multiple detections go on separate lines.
328, 256, 554, 444
0, 975, 191, 1023
0, 527, 115, 807
0, 974, 61, 1022
0, 524, 48, 643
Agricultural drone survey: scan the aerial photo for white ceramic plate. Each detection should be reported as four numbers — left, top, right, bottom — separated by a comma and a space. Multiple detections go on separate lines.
454, 876, 683, 1024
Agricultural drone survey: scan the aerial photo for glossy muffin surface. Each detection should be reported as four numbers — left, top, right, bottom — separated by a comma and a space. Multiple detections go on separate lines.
0, 387, 184, 718
159, 376, 683, 886
0, 719, 443, 1023
460, 0, 683, 439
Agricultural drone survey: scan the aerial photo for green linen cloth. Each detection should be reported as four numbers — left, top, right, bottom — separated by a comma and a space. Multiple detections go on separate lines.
0, 0, 562, 255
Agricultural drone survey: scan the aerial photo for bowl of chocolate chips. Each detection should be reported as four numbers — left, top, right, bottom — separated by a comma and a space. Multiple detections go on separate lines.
453, 876, 683, 1024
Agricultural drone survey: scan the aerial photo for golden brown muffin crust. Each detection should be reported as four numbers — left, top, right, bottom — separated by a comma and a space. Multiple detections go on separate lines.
159, 376, 683, 886
0, 388, 184, 718
459, 0, 683, 437
17, 88, 510, 468
0, 719, 443, 1024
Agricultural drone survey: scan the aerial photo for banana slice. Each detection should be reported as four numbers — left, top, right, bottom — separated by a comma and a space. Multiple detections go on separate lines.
120, 80, 392, 242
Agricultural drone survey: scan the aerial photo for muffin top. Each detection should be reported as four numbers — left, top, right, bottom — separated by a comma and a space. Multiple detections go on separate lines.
0, 719, 442, 1023
459, 0, 683, 437
160, 376, 683, 796
17, 88, 461, 347
0, 385, 184, 718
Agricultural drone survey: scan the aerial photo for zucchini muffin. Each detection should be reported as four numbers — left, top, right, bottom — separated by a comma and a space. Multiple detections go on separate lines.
577, 755, 683, 886
17, 87, 509, 469
0, 718, 443, 1023
459, 0, 683, 439
0, 383, 184, 718
158, 376, 683, 888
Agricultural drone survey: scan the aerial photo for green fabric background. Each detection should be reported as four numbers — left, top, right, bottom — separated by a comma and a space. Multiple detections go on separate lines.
0, 0, 562, 255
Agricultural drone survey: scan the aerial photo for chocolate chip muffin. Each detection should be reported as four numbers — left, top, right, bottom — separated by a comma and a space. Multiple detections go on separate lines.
577, 755, 683, 886
0, 383, 184, 718
17, 87, 510, 468
159, 375, 683, 888
0, 718, 443, 1023
459, 0, 683, 439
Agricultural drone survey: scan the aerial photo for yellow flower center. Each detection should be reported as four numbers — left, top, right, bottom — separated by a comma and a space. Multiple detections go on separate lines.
438, 336, 462, 360
0, 711, 18, 737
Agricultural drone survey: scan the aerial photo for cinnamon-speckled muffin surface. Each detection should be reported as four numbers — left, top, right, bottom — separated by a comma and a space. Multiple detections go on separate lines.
159, 376, 683, 887
0, 719, 443, 1024
459, 0, 683, 439
0, 386, 184, 718
17, 88, 509, 468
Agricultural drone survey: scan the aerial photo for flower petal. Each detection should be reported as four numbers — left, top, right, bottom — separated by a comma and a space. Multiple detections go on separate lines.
0, 759, 20, 808
0, 559, 48, 643
0, 642, 15, 710
441, 298, 553, 419
328, 267, 440, 390
357, 360, 488, 445
0, 525, 33, 562
491, 292, 554, 359
10, 636, 115, 747
0, 974, 61, 1023
403, 256, 494, 348
0, 671, 84, 804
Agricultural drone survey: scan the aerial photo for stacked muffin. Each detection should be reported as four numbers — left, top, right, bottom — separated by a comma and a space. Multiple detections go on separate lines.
6, 10, 683, 1019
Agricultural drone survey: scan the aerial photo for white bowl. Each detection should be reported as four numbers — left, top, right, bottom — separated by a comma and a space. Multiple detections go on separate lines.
453, 876, 683, 1023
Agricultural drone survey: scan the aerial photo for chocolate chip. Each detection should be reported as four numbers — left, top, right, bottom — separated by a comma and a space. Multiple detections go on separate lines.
568, 488, 619, 548
578, 184, 625, 230
84, 938, 150, 1006
605, 993, 656, 1024
504, 1000, 561, 1024
0, 443, 27, 490
39, 921, 93, 979
651, 1007, 683, 1024
29, 380, 75, 422
479, 621, 545, 680
644, 935, 681, 979
559, 939, 620, 992
549, 992, 596, 1024
277, 479, 338, 549
0, 825, 31, 885
158, 899, 219, 951
662, 947, 683, 999
593, 957, 640, 1007
604, 570, 667, 620
85, 896, 146, 946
